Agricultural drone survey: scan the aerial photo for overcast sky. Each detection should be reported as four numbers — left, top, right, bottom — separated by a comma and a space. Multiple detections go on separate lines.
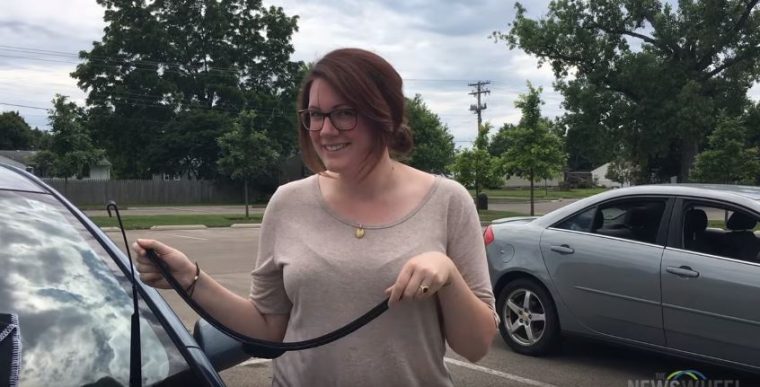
1, 0, 758, 147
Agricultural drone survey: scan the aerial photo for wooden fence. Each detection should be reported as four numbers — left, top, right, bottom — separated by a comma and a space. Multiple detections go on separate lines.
42, 179, 244, 206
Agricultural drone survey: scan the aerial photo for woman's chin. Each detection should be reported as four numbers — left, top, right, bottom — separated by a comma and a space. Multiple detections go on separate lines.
322, 160, 357, 176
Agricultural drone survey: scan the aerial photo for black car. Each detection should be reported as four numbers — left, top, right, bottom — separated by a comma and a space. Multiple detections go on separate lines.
0, 163, 249, 386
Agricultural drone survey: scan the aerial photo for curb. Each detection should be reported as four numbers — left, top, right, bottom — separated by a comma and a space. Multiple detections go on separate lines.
230, 223, 261, 228
150, 224, 208, 230
101, 224, 262, 231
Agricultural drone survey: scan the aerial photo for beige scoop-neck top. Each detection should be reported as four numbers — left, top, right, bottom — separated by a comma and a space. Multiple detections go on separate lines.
250, 174, 496, 387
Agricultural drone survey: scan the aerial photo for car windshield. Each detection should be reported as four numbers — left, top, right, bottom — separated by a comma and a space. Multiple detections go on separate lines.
0, 189, 190, 386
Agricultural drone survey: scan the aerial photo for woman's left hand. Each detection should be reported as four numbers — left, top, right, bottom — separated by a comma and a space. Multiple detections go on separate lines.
385, 251, 456, 307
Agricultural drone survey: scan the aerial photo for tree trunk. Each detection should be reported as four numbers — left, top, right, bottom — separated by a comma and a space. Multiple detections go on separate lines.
474, 152, 480, 210
530, 170, 535, 216
244, 178, 249, 219
680, 138, 699, 183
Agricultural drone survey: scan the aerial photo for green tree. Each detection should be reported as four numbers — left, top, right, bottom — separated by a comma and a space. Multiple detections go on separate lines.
496, 0, 760, 183
72, 0, 302, 180
47, 95, 105, 188
30, 150, 56, 177
450, 122, 503, 202
500, 84, 566, 216
488, 123, 515, 157
405, 94, 455, 174
691, 115, 760, 184
150, 110, 234, 180
217, 110, 280, 218
0, 111, 34, 150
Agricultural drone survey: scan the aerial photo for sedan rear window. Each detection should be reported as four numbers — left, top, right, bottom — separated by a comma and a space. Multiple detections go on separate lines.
555, 199, 667, 245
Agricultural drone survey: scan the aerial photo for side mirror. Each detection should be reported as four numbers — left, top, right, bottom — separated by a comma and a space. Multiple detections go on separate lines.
193, 319, 251, 371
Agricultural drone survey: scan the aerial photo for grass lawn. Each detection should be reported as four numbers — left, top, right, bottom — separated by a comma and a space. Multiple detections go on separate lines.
89, 211, 526, 229
89, 214, 264, 230
470, 187, 608, 200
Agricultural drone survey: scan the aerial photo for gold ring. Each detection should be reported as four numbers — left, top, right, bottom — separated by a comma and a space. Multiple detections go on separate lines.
419, 285, 430, 294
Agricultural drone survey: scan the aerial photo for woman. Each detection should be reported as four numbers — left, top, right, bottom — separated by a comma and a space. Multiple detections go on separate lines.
134, 48, 497, 386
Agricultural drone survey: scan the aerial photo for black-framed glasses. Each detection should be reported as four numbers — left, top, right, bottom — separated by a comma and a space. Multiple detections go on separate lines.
298, 108, 359, 131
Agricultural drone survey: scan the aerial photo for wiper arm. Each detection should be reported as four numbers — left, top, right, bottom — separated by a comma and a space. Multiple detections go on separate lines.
107, 202, 141, 387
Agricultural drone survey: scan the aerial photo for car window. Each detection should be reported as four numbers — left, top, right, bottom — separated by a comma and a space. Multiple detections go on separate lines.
555, 207, 595, 232
556, 199, 667, 245
681, 203, 760, 262
0, 190, 191, 386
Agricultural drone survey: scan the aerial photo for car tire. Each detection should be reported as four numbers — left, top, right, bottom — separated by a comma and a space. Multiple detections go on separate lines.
496, 278, 560, 356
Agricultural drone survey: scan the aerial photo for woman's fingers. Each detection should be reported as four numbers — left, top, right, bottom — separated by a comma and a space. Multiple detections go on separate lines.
388, 265, 413, 305
401, 268, 426, 301
387, 252, 456, 307
135, 238, 176, 257
388, 268, 441, 307
139, 272, 165, 284
131, 238, 185, 290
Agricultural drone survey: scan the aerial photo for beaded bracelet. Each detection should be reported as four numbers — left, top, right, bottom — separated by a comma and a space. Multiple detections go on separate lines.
186, 261, 200, 298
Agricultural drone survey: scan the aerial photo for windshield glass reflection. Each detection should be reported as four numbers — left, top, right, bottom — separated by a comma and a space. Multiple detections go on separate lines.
0, 190, 188, 386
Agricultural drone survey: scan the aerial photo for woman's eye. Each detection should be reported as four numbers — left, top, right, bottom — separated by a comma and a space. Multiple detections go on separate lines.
336, 110, 356, 118
310, 111, 325, 119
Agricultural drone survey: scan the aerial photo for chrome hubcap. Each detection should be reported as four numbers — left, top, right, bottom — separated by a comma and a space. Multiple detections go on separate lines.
503, 288, 547, 346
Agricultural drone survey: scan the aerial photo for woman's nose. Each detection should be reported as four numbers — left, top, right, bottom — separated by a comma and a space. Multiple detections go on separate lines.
320, 116, 339, 135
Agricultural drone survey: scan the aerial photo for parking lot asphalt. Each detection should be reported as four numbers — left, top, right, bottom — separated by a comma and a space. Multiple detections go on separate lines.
85, 199, 577, 219
106, 228, 760, 387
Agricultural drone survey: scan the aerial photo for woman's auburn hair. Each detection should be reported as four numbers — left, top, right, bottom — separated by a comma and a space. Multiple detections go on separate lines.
297, 48, 414, 174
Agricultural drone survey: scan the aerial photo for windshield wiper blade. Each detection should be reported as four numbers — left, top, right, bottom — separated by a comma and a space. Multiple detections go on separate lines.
107, 202, 141, 387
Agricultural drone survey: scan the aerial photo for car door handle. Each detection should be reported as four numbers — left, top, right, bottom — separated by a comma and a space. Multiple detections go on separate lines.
550, 244, 575, 254
666, 265, 700, 278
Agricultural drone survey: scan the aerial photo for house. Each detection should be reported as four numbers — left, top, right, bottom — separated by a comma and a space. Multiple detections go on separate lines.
0, 150, 112, 180
591, 162, 630, 188
503, 174, 563, 188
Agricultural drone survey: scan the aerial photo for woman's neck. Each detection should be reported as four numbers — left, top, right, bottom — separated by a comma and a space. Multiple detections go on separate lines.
328, 156, 399, 200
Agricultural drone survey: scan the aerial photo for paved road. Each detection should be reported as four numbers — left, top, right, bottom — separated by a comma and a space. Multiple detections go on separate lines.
106, 228, 760, 387
86, 199, 578, 218
85, 205, 266, 217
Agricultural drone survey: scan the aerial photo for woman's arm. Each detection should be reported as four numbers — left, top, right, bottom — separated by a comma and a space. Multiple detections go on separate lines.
436, 263, 497, 362
385, 251, 496, 363
134, 239, 289, 342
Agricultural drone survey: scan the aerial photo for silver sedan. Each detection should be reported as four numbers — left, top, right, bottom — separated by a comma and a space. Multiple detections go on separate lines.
486, 184, 760, 373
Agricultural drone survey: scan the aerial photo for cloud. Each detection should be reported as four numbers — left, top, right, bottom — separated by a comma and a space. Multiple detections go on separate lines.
1, 0, 564, 140
271, 0, 563, 141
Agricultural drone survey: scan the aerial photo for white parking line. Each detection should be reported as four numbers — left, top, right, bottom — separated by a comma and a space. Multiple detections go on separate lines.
444, 357, 558, 387
235, 357, 556, 387
168, 234, 208, 241
238, 358, 271, 367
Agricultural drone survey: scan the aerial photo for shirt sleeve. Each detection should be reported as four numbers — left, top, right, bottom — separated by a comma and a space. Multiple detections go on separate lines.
249, 188, 293, 315
445, 180, 500, 326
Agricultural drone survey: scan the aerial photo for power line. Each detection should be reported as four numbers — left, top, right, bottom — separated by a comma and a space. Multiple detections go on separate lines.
0, 45, 507, 85
0, 102, 48, 110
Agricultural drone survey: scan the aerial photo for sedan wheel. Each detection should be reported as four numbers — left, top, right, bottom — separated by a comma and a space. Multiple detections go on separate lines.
497, 278, 560, 355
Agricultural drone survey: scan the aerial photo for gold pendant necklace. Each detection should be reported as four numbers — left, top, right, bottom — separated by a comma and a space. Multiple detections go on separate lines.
355, 225, 365, 239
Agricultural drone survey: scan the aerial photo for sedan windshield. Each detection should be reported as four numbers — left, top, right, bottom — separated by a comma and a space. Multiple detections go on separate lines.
0, 189, 190, 386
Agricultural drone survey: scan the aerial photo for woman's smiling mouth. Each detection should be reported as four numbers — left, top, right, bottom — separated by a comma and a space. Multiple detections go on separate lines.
323, 143, 349, 152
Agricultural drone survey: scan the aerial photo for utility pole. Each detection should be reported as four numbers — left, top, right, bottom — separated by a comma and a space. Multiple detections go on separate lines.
469, 81, 490, 128
469, 81, 490, 210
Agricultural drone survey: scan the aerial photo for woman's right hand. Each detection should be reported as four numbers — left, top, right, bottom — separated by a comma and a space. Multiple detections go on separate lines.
133, 239, 196, 289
